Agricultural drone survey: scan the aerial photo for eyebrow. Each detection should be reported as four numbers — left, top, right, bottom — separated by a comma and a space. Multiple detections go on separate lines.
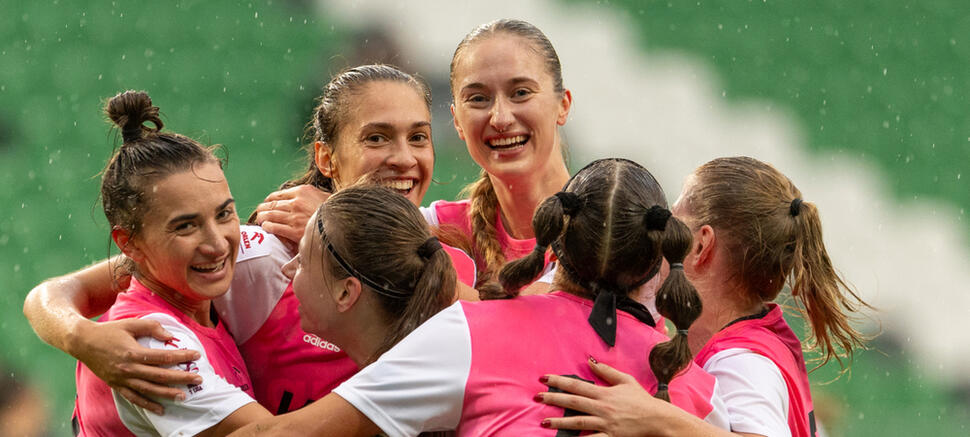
460, 77, 540, 93
168, 198, 235, 224
360, 121, 431, 131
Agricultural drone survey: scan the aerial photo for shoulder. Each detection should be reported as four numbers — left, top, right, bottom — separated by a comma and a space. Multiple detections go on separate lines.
704, 348, 791, 437
428, 199, 471, 225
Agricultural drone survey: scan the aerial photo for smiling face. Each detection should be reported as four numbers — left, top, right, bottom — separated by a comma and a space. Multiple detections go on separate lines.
125, 162, 239, 301
319, 81, 434, 206
451, 34, 571, 180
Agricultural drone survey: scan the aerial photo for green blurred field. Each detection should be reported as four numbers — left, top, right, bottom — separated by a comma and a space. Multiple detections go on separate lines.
2, 0, 969, 435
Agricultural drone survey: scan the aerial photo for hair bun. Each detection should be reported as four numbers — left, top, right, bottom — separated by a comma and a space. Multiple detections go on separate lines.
104, 90, 163, 143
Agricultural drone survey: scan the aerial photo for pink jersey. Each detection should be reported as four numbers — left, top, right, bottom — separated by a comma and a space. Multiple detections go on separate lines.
442, 242, 477, 288
73, 279, 254, 436
237, 283, 360, 414
694, 304, 817, 437
458, 292, 719, 435
334, 291, 727, 436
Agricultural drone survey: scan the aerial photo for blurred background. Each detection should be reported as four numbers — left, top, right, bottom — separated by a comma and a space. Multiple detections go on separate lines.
2, 0, 968, 435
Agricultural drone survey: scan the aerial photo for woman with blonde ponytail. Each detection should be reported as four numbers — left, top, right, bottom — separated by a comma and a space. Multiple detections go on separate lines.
537, 156, 871, 437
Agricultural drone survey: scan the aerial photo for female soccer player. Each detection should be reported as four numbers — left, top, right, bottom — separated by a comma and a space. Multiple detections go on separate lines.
230, 158, 729, 436
535, 157, 872, 437
23, 65, 475, 415
73, 90, 270, 435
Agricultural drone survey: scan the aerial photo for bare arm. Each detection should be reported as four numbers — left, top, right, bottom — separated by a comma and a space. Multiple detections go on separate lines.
229, 392, 381, 437
253, 185, 331, 248
537, 359, 759, 437
195, 402, 273, 437
23, 258, 201, 414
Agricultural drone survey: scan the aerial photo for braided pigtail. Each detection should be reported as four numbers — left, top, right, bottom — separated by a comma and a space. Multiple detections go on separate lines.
648, 214, 702, 402
498, 192, 580, 296
466, 170, 507, 287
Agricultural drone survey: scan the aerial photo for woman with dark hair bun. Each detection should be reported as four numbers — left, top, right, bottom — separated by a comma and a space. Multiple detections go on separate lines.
535, 157, 872, 437
74, 90, 272, 435
231, 158, 729, 436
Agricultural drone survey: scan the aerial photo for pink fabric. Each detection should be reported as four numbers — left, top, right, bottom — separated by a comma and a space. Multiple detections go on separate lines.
442, 243, 477, 288
238, 283, 359, 413
456, 291, 718, 436
694, 304, 816, 437
433, 199, 549, 265
73, 279, 253, 436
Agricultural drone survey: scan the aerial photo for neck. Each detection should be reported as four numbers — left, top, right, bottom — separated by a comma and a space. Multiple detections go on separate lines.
331, 315, 392, 368
489, 160, 570, 239
687, 278, 765, 355
135, 274, 213, 327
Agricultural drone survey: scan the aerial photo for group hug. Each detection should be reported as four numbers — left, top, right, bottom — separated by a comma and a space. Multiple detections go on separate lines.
23, 18, 870, 437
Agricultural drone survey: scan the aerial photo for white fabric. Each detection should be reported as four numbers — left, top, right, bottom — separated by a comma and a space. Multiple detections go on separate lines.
419, 201, 441, 227
703, 348, 791, 437
113, 313, 256, 437
333, 302, 472, 437
215, 225, 292, 344
705, 379, 732, 430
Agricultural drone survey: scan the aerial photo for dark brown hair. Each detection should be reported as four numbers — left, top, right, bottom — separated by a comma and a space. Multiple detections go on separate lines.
682, 156, 872, 370
448, 19, 566, 287
316, 185, 455, 364
498, 158, 701, 401
101, 90, 220, 251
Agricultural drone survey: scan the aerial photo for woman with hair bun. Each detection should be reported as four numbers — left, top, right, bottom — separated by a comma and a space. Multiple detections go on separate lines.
231, 158, 729, 436
536, 157, 872, 437
73, 90, 271, 435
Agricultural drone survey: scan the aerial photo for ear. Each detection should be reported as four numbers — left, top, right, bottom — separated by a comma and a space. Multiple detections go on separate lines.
451, 103, 465, 141
333, 276, 363, 313
690, 224, 716, 269
556, 89, 573, 126
314, 141, 336, 179
111, 227, 144, 263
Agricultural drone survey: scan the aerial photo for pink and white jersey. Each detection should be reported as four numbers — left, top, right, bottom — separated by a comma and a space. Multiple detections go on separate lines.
694, 304, 817, 437
334, 291, 729, 437
216, 225, 358, 414
73, 279, 255, 437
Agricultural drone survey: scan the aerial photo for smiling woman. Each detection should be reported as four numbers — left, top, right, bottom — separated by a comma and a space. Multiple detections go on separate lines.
72, 90, 272, 436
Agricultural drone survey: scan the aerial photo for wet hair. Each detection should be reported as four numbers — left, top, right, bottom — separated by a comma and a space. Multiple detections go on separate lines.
682, 156, 872, 370
448, 19, 566, 286
101, 90, 220, 270
315, 185, 455, 364
498, 158, 701, 402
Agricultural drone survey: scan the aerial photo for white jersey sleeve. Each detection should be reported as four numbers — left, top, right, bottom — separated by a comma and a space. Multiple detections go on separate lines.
703, 348, 791, 437
112, 313, 256, 437
419, 201, 441, 226
332, 302, 472, 437
214, 225, 293, 344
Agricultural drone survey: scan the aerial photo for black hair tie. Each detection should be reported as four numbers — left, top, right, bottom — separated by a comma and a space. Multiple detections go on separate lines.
644, 205, 671, 231
790, 198, 803, 217
417, 236, 442, 260
531, 244, 548, 256
669, 263, 683, 270
657, 383, 669, 392
554, 191, 582, 216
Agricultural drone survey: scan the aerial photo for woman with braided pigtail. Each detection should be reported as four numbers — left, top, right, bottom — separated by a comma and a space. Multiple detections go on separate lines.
537, 157, 872, 437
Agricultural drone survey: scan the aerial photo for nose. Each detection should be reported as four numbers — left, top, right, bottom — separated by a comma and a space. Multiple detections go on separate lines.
386, 139, 418, 170
489, 97, 514, 132
199, 224, 231, 258
282, 255, 298, 280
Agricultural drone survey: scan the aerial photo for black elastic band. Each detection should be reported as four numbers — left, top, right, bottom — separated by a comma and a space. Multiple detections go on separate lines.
676, 329, 688, 336
669, 263, 684, 270
644, 205, 671, 231
417, 236, 442, 259
555, 191, 583, 216
317, 214, 409, 299
790, 198, 803, 217
721, 306, 771, 331
657, 383, 669, 392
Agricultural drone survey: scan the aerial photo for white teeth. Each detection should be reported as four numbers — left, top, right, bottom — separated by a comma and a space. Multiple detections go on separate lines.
489, 135, 527, 147
382, 180, 414, 191
193, 260, 224, 272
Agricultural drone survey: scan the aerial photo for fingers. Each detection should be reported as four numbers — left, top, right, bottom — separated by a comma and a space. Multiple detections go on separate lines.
589, 358, 638, 386
253, 210, 293, 227
254, 198, 292, 215
119, 318, 173, 341
541, 374, 602, 398
117, 386, 166, 416
535, 391, 600, 416
540, 415, 606, 433
124, 347, 201, 368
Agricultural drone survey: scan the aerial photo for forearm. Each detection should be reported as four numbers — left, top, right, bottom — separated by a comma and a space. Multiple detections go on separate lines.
23, 259, 127, 356
651, 402, 743, 437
